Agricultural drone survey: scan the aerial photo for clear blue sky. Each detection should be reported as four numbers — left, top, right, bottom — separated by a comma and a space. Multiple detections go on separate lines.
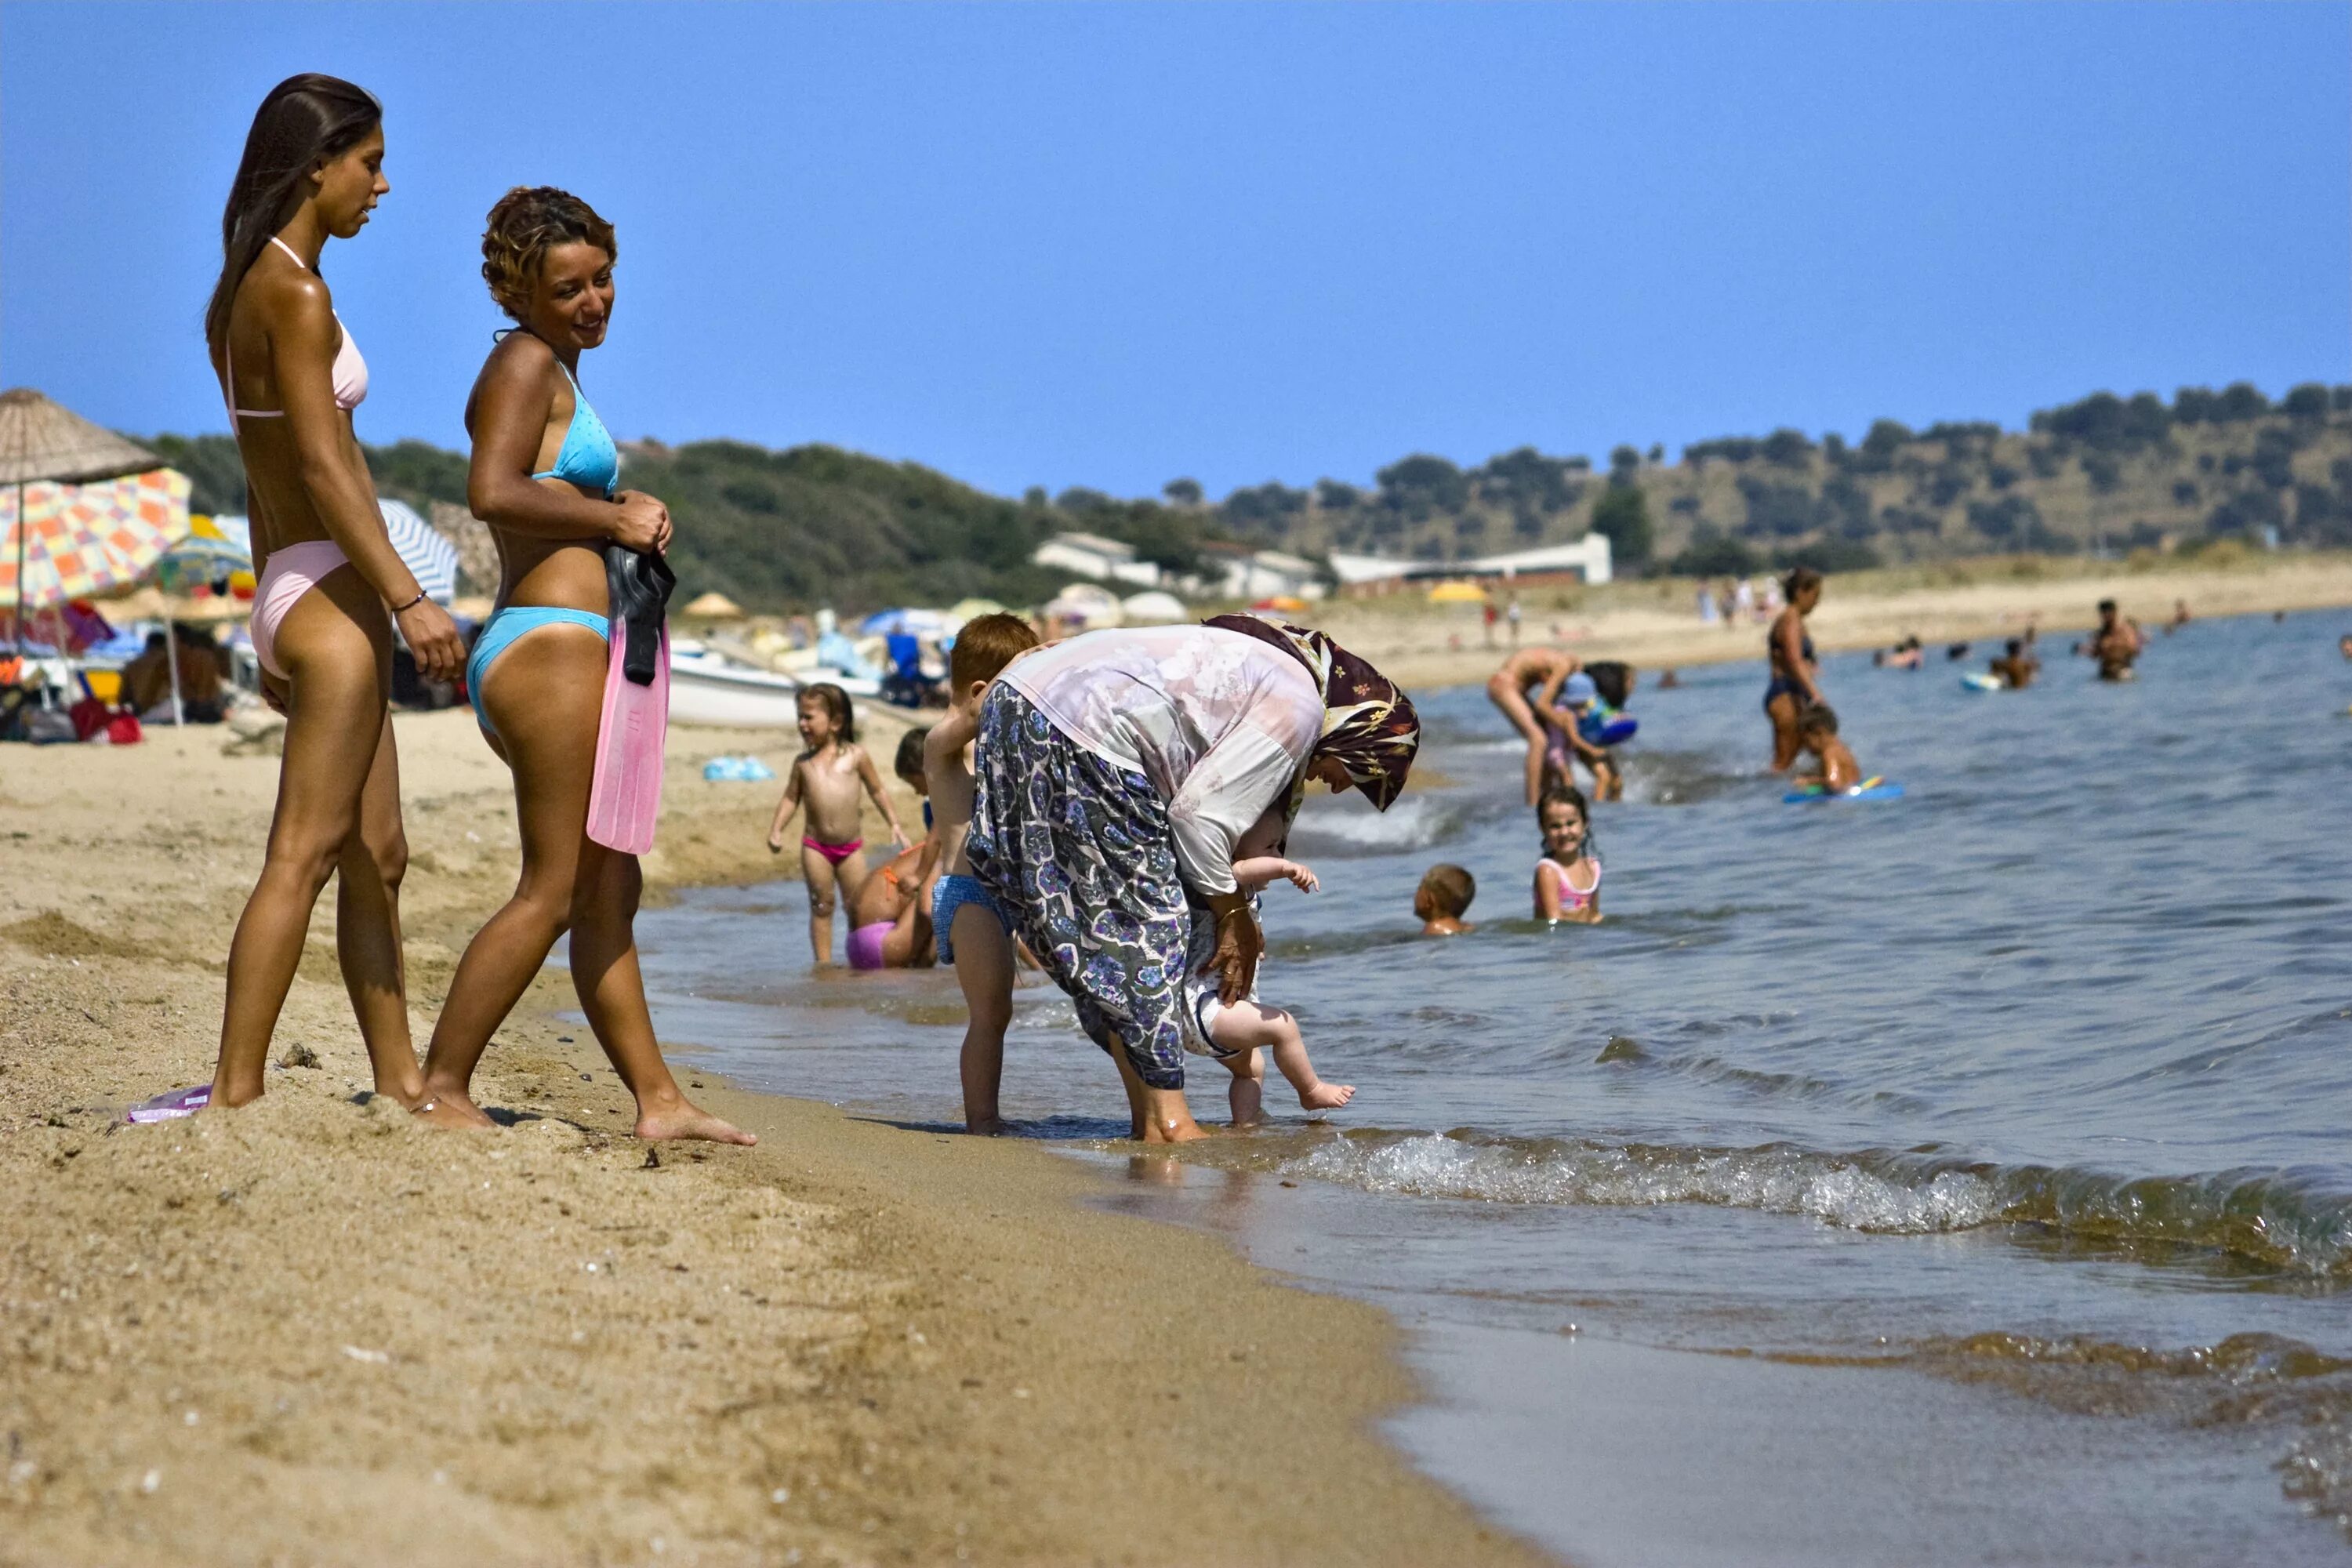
4, 2, 2346, 501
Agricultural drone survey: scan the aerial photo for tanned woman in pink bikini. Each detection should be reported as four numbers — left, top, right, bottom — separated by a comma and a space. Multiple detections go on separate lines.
202, 74, 465, 1111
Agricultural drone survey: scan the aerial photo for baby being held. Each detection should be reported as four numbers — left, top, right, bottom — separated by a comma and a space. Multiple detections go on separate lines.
1184, 802, 1353, 1126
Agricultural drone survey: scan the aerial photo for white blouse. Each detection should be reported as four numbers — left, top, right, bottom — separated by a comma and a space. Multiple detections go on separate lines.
1000, 626, 1323, 895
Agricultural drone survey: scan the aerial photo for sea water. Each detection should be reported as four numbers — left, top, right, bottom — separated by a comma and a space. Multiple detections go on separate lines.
625, 608, 2352, 1565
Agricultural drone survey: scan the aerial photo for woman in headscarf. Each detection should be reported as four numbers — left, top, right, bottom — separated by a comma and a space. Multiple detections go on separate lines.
967, 615, 1417, 1142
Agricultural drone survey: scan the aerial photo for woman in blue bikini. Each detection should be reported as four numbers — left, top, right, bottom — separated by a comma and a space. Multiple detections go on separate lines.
1764, 567, 1825, 771
414, 186, 749, 1145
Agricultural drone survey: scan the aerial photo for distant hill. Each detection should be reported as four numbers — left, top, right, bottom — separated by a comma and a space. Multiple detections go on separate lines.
145, 378, 2352, 612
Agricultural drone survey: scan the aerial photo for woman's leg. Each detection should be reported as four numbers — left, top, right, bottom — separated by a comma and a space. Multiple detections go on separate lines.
416, 626, 606, 1128
1766, 692, 1802, 770
803, 853, 838, 965
212, 572, 396, 1109
1488, 677, 1548, 805
336, 709, 423, 1102
568, 844, 753, 1143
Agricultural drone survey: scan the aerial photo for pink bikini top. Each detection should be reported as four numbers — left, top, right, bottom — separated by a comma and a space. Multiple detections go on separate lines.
1539, 856, 1602, 910
223, 237, 369, 419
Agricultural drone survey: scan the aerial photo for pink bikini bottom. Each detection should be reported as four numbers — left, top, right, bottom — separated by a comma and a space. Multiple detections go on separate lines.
846, 921, 892, 971
249, 539, 351, 681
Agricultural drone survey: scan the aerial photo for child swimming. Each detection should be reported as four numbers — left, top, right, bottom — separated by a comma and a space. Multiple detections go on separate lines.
1792, 703, 1862, 793
1183, 804, 1354, 1126
765, 682, 909, 966
923, 612, 1042, 1134
1532, 786, 1603, 924
1415, 864, 1477, 935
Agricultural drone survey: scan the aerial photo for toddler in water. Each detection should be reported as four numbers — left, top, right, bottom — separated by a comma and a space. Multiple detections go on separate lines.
766, 683, 909, 966
1415, 864, 1477, 935
924, 614, 1042, 1134
1533, 786, 1603, 924
1792, 704, 1862, 793
1184, 804, 1355, 1126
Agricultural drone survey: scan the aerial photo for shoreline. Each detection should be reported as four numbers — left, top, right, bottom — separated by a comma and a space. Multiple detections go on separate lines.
0, 710, 1548, 1566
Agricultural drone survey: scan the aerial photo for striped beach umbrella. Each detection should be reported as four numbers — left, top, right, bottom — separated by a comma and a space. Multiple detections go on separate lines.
0, 468, 190, 610
379, 499, 459, 605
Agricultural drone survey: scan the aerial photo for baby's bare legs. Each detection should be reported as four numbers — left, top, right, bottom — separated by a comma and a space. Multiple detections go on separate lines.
1212, 1000, 1352, 1113
1221, 1048, 1265, 1127
953, 904, 1015, 1134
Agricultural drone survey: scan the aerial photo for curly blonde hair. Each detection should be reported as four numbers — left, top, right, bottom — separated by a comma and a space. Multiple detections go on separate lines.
481, 186, 615, 320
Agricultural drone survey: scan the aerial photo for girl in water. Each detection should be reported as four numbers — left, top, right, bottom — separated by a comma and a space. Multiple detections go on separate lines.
1532, 786, 1602, 924
764, 683, 911, 966
1764, 567, 1825, 770
205, 75, 466, 1110
414, 187, 749, 1145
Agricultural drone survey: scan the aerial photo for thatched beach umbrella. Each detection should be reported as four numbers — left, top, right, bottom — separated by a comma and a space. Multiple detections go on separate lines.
682, 590, 744, 621
0, 387, 164, 655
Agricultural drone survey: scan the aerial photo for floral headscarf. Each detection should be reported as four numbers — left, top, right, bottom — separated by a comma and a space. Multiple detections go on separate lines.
1203, 614, 1420, 811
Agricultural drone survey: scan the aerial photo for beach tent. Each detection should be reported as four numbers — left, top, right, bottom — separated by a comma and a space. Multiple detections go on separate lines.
1119, 590, 1189, 625
0, 389, 163, 663
946, 597, 1008, 625
1426, 580, 1488, 604
682, 590, 744, 620
1044, 582, 1123, 630
377, 500, 458, 605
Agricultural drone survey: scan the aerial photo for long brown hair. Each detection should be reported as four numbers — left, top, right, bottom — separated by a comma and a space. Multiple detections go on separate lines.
205, 74, 382, 356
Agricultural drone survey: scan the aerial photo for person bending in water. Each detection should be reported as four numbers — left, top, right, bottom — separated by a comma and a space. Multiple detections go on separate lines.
1765, 568, 1826, 769
417, 186, 746, 1143
844, 842, 935, 971
767, 682, 909, 965
1548, 660, 1635, 801
1415, 863, 1477, 935
1990, 637, 2038, 689
1533, 786, 1603, 924
1792, 704, 1862, 793
924, 613, 1041, 1134
1182, 804, 1354, 1126
2085, 599, 2143, 681
1487, 646, 1585, 806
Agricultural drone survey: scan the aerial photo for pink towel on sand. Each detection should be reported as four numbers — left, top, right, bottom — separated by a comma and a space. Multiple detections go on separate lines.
586, 622, 668, 855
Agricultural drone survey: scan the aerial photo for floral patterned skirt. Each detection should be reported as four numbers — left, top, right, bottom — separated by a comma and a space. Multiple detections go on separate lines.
967, 683, 1192, 1090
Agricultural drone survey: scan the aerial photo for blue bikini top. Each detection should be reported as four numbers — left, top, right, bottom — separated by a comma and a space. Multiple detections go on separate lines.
532, 360, 619, 500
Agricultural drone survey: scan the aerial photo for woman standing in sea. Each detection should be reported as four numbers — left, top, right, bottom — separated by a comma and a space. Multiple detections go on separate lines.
411, 187, 748, 1144
1764, 567, 1827, 770
967, 615, 1419, 1140
205, 74, 465, 1110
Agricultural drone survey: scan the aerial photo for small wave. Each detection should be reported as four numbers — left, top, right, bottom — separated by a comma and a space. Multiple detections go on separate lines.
1262, 1131, 2352, 1276
1286, 793, 1469, 857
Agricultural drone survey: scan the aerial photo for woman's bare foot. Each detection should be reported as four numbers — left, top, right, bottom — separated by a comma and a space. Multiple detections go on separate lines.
412, 1089, 498, 1130
965, 1115, 1010, 1137
1298, 1082, 1355, 1112
635, 1099, 757, 1145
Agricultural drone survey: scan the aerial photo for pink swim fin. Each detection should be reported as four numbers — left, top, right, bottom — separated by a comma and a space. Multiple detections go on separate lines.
586, 623, 668, 855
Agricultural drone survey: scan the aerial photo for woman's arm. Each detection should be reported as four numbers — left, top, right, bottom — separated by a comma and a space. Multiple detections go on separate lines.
765, 762, 805, 851
465, 341, 670, 552
1202, 889, 1264, 1005
855, 746, 909, 848
270, 279, 464, 679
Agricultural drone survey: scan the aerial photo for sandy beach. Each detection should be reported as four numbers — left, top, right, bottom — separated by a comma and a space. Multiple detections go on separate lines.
0, 711, 1544, 1567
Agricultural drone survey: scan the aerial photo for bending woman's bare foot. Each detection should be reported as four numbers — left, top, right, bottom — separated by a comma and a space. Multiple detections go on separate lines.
412, 1088, 499, 1130
636, 1097, 758, 1145
1298, 1081, 1356, 1112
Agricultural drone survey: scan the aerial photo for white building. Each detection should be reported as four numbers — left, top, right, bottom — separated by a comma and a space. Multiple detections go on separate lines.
1462, 535, 1613, 586
1032, 531, 1162, 588
1327, 550, 1418, 590
1204, 543, 1327, 602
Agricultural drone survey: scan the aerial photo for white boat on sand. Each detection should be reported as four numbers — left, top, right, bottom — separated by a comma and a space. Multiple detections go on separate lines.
665, 641, 877, 728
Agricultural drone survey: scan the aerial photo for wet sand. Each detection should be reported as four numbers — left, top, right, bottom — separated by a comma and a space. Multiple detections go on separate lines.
0, 713, 1546, 1566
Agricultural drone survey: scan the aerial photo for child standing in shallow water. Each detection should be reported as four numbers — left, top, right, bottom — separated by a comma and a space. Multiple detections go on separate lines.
766, 682, 908, 965
1184, 804, 1356, 1125
1533, 786, 1603, 924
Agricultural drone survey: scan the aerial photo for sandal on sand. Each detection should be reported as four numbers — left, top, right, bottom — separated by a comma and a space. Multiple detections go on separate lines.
126, 1084, 211, 1123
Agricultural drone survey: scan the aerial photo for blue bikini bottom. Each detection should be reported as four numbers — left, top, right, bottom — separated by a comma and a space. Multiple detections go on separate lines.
466, 606, 610, 738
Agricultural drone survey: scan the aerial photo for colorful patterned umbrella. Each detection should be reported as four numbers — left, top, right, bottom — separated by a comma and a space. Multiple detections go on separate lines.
1, 468, 190, 611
